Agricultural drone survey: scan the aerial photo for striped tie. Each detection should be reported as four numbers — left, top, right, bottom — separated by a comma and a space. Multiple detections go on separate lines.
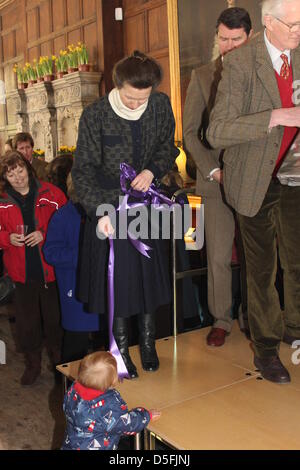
280, 54, 290, 79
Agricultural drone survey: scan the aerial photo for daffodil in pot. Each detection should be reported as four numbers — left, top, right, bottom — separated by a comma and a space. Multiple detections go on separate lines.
40, 55, 56, 81
66, 45, 79, 73
55, 50, 68, 79
25, 62, 37, 86
34, 58, 44, 82
57, 145, 76, 157
32, 149, 45, 160
77, 42, 90, 72
13, 64, 28, 89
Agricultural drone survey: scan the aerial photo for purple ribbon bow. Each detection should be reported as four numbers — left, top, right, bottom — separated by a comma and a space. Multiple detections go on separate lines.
109, 163, 176, 379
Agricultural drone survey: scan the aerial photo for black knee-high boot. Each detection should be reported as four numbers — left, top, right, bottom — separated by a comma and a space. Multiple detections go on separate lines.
139, 313, 159, 371
113, 317, 138, 379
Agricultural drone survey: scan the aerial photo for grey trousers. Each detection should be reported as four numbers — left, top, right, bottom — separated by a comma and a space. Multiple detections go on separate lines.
203, 196, 236, 332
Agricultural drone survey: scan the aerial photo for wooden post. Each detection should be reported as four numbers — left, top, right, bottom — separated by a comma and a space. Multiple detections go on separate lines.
167, 0, 182, 145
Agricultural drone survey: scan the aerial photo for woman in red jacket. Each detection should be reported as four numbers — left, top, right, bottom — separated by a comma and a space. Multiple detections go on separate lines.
0, 151, 67, 385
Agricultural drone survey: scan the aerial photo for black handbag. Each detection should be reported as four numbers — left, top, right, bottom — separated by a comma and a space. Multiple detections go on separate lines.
0, 275, 15, 305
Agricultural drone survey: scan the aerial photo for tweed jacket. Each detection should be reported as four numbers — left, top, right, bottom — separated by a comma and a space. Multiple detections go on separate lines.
72, 92, 179, 217
183, 57, 224, 198
207, 32, 300, 217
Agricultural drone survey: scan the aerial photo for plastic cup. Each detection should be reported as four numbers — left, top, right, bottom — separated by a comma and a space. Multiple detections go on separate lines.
16, 225, 28, 241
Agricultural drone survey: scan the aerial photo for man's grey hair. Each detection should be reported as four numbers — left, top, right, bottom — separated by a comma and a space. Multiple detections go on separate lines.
261, 0, 295, 25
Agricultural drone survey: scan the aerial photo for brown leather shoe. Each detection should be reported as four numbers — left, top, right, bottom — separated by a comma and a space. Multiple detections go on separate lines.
206, 328, 228, 347
282, 333, 300, 345
254, 355, 290, 384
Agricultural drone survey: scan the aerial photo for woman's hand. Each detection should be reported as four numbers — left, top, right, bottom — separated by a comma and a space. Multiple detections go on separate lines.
10, 233, 25, 247
97, 216, 114, 238
24, 231, 43, 247
149, 409, 161, 421
131, 169, 154, 192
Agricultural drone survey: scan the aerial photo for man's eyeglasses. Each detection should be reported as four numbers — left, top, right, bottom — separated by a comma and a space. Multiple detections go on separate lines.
274, 16, 300, 33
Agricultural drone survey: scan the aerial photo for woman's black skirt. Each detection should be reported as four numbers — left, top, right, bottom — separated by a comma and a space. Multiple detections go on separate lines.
77, 211, 171, 318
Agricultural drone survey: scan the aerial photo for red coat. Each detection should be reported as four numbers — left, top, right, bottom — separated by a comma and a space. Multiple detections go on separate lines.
0, 180, 67, 283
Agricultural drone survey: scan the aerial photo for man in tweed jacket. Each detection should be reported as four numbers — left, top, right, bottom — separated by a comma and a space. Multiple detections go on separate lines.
207, 0, 300, 384
183, 7, 253, 348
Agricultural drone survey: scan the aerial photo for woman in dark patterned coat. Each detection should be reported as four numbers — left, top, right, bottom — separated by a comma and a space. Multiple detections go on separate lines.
72, 51, 179, 379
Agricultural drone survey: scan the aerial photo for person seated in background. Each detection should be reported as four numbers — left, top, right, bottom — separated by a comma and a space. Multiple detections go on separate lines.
61, 351, 161, 450
4, 138, 13, 154
46, 154, 73, 197
12, 132, 48, 180
43, 174, 101, 362
0, 151, 66, 385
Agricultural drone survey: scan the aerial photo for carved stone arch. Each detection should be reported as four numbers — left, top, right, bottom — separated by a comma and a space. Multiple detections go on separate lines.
30, 118, 45, 151
5, 72, 102, 160
59, 114, 77, 148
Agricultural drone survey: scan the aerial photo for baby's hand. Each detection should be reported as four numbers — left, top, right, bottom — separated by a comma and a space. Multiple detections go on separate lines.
149, 409, 161, 421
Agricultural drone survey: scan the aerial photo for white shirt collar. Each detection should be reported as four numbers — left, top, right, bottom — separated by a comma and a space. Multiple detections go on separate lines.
264, 30, 291, 74
108, 88, 148, 121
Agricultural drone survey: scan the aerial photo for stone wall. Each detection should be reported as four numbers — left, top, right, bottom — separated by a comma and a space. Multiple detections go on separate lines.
5, 71, 102, 161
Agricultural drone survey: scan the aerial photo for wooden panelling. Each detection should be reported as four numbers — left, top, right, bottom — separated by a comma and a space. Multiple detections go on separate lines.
67, 27, 80, 46
52, 0, 65, 31
123, 0, 146, 9
100, 0, 123, 92
26, 0, 41, 8
28, 45, 39, 61
2, 31, 14, 60
123, 13, 146, 55
3, 62, 15, 91
155, 54, 170, 95
39, 0, 52, 36
83, 22, 97, 66
1, 3, 19, 29
148, 3, 168, 51
53, 34, 65, 55
66, 0, 80, 25
40, 39, 52, 57
15, 27, 24, 56
123, 0, 166, 15
82, 0, 95, 18
122, 0, 171, 99
26, 7, 39, 42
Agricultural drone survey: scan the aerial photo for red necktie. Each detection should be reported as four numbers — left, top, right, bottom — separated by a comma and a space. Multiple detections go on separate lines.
280, 54, 290, 79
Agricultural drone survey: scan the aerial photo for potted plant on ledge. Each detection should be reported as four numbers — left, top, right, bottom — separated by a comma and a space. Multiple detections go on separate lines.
25, 62, 37, 86
33, 149, 45, 160
55, 51, 68, 79
40, 56, 55, 81
34, 59, 44, 83
77, 42, 90, 72
57, 145, 76, 157
66, 45, 79, 73
13, 64, 28, 89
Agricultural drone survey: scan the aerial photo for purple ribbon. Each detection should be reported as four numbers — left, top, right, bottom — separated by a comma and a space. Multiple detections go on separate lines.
108, 163, 176, 379
108, 237, 129, 380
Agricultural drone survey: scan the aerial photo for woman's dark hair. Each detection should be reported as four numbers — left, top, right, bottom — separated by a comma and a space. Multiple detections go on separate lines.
216, 7, 252, 36
47, 154, 73, 196
0, 151, 36, 195
112, 50, 163, 90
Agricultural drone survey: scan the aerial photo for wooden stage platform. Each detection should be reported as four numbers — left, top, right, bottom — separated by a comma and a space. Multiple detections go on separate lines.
57, 322, 300, 450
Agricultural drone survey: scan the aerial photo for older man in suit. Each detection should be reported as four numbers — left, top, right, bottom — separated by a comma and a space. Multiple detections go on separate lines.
183, 8, 253, 347
207, 0, 300, 383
